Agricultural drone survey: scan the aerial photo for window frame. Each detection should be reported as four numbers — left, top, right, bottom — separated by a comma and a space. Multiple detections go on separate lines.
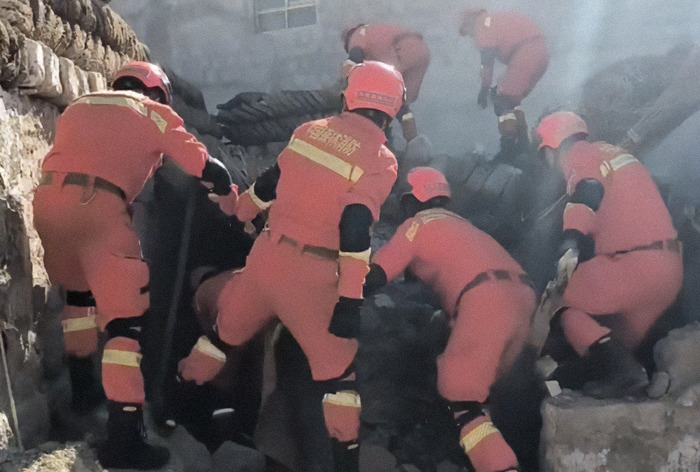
254, 0, 317, 32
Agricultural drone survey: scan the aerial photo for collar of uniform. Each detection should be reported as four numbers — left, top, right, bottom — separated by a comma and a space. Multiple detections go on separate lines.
340, 111, 388, 144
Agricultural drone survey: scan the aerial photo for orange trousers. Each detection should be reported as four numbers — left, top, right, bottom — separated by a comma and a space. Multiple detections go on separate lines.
33, 178, 149, 404
437, 280, 535, 402
497, 37, 549, 104
215, 230, 358, 382
561, 249, 683, 356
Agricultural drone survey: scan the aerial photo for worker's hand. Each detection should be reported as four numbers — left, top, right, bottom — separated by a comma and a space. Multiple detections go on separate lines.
328, 297, 363, 339
202, 156, 234, 196
477, 85, 490, 109
322, 390, 361, 442
177, 336, 226, 385
556, 248, 579, 284
208, 184, 238, 215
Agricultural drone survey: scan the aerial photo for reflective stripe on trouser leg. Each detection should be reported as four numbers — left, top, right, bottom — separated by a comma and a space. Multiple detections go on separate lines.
459, 416, 518, 472
62, 305, 98, 357
102, 336, 146, 405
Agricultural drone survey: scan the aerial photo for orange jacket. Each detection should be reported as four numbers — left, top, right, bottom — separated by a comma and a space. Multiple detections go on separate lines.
561, 141, 677, 255
472, 12, 545, 64
372, 208, 525, 317
42, 90, 209, 203
268, 112, 397, 249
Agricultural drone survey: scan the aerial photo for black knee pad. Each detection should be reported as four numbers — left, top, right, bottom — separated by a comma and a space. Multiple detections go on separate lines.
316, 363, 357, 393
105, 313, 147, 341
66, 290, 96, 307
448, 400, 486, 431
493, 94, 519, 117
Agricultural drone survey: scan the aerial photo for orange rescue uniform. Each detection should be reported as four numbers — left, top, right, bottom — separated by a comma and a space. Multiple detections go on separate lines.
215, 111, 398, 381
472, 12, 548, 104
33, 90, 209, 404
346, 25, 430, 105
559, 142, 683, 355
371, 208, 536, 402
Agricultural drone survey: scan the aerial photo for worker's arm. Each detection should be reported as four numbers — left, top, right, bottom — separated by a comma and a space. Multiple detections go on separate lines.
557, 178, 602, 279
477, 48, 496, 108
235, 163, 280, 222
328, 204, 373, 339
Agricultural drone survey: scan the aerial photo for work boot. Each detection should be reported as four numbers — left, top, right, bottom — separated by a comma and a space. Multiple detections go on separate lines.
582, 337, 649, 399
97, 401, 170, 470
67, 355, 105, 413
331, 439, 359, 472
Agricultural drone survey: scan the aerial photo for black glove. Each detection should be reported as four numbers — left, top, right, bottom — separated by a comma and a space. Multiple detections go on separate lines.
201, 156, 233, 196
329, 297, 364, 339
477, 85, 490, 109
363, 263, 387, 297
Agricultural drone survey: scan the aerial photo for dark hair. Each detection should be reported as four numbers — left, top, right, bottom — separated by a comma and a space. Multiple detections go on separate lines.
112, 76, 167, 104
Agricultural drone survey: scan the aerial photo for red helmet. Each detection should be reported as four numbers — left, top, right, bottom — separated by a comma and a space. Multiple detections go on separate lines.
343, 61, 406, 119
534, 111, 588, 150
113, 61, 173, 105
408, 167, 451, 202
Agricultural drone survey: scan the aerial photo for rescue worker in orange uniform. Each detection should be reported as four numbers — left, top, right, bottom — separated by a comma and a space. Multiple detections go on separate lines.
177, 60, 405, 472
32, 61, 236, 470
459, 8, 549, 162
364, 167, 536, 472
534, 111, 684, 398
343, 23, 430, 142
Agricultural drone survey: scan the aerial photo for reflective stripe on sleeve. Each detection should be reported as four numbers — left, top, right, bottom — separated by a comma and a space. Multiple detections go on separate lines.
563, 202, 595, 218
244, 183, 274, 210
459, 421, 500, 453
287, 137, 365, 183
62, 315, 97, 333
599, 154, 639, 178
338, 248, 371, 264
102, 349, 143, 368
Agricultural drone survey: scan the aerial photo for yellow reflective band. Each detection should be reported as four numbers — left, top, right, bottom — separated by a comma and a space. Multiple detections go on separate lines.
322, 390, 361, 407
287, 137, 365, 183
338, 248, 371, 264
498, 112, 517, 123
600, 153, 639, 178
563, 202, 595, 217
62, 315, 97, 333
149, 110, 168, 134
193, 335, 227, 362
401, 112, 414, 122
245, 183, 274, 210
102, 349, 143, 368
405, 221, 420, 242
74, 92, 149, 117
459, 421, 500, 453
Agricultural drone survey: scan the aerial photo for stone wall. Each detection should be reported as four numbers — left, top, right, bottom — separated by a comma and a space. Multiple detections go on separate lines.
0, 0, 148, 449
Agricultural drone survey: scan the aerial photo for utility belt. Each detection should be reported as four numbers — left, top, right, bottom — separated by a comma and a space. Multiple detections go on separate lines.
610, 238, 681, 257
39, 172, 126, 201
277, 233, 339, 261
454, 270, 532, 317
